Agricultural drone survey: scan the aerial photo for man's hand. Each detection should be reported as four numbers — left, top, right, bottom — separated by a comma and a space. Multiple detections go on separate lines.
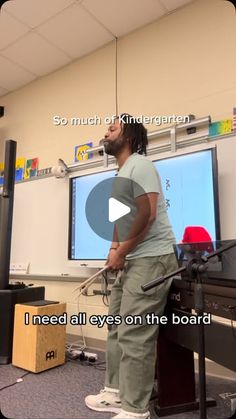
106, 249, 125, 271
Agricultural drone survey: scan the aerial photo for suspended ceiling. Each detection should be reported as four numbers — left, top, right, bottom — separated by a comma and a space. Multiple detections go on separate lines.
0, 0, 194, 97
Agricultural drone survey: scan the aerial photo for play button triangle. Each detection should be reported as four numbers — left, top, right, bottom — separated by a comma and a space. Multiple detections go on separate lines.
108, 197, 131, 222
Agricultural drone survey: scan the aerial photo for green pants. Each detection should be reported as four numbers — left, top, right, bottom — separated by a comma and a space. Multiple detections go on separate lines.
105, 253, 178, 414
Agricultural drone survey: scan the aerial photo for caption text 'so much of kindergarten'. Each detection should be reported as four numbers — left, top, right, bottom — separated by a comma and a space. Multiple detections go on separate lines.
52, 114, 190, 127
24, 312, 212, 328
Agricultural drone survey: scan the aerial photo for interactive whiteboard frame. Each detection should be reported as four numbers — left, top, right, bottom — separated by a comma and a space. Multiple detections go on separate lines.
68, 147, 220, 268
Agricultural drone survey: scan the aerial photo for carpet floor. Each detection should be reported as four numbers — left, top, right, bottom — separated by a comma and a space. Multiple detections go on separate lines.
0, 356, 235, 419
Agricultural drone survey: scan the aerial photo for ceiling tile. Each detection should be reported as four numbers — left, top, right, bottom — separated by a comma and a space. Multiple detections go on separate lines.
0, 55, 36, 91
1, 32, 71, 76
0, 0, 195, 96
0, 86, 9, 97
37, 3, 114, 59
82, 0, 167, 37
161, 0, 193, 12
3, 0, 75, 28
0, 10, 30, 50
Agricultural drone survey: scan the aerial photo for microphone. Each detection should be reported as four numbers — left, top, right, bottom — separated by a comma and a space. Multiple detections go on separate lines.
99, 138, 108, 156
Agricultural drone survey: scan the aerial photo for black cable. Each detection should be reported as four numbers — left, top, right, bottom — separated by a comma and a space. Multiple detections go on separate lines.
101, 270, 110, 306
67, 356, 106, 370
102, 294, 109, 307
89, 361, 106, 371
0, 372, 30, 392
102, 270, 108, 281
82, 359, 106, 371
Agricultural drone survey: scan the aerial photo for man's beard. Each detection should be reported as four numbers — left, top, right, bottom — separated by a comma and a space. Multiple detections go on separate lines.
103, 135, 127, 156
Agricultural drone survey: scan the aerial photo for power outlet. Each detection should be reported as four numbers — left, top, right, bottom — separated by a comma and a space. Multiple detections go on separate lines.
71, 350, 98, 360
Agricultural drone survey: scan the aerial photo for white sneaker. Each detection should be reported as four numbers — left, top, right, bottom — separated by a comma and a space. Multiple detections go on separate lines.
85, 387, 122, 413
111, 409, 151, 419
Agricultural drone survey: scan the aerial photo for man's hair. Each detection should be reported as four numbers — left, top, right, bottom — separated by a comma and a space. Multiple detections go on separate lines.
118, 113, 148, 155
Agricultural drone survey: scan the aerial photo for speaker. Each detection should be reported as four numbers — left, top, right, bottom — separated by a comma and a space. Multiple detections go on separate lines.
12, 301, 66, 373
0, 140, 17, 290
0, 287, 45, 364
3, 139, 16, 196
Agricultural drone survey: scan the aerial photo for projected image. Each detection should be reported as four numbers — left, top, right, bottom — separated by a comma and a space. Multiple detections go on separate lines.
70, 169, 116, 260
69, 149, 219, 261
154, 149, 218, 244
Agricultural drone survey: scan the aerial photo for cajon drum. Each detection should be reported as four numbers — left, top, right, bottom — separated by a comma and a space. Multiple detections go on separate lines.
12, 301, 66, 373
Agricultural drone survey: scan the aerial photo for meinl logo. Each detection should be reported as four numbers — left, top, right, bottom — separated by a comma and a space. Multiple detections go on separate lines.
45, 350, 57, 361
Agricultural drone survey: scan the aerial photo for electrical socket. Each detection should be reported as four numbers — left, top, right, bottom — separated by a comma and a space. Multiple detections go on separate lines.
71, 349, 98, 360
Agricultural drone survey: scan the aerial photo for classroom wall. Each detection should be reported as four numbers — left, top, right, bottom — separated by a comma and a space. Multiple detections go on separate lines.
0, 0, 236, 167
3, 0, 236, 346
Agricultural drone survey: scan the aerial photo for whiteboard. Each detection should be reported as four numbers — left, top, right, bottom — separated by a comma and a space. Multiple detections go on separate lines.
10, 135, 236, 277
11, 176, 71, 276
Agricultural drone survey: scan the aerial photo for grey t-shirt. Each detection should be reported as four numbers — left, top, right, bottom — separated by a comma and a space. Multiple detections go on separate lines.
116, 152, 175, 258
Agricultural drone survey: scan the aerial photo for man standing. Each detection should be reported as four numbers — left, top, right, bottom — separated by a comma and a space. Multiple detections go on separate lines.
85, 114, 177, 419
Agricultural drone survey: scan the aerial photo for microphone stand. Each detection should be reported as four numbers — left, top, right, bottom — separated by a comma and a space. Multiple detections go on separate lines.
142, 240, 236, 419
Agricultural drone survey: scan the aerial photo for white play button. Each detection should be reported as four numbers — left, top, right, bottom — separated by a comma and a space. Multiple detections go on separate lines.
108, 197, 131, 222
85, 176, 150, 241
